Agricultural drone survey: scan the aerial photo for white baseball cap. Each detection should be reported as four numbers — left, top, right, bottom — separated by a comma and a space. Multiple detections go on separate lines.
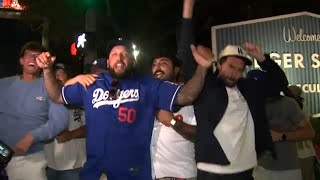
218, 45, 252, 66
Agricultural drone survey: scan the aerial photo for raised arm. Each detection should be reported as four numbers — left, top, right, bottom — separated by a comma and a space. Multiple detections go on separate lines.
177, 0, 197, 81
65, 74, 98, 87
36, 52, 64, 104
244, 43, 288, 89
175, 45, 213, 105
37, 53, 98, 103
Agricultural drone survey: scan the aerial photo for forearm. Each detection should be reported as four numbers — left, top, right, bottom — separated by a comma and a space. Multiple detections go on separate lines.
172, 120, 196, 142
70, 126, 86, 139
284, 127, 315, 141
31, 122, 67, 143
64, 76, 80, 86
42, 68, 64, 103
31, 105, 69, 142
175, 66, 207, 105
259, 54, 288, 88
183, 0, 195, 18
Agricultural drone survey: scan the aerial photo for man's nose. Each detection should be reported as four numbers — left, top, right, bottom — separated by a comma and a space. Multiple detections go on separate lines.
120, 53, 127, 60
230, 70, 239, 79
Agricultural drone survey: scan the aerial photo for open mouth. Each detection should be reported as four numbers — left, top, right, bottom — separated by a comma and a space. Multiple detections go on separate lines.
28, 62, 36, 67
154, 70, 164, 78
115, 62, 125, 70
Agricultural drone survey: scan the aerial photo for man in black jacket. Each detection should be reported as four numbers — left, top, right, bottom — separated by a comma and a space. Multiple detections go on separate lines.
178, 0, 289, 179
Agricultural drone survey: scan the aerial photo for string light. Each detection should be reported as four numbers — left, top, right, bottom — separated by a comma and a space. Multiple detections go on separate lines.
132, 44, 140, 60
10, 0, 23, 10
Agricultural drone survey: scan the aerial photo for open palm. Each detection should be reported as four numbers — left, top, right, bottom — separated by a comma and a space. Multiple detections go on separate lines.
190, 45, 213, 69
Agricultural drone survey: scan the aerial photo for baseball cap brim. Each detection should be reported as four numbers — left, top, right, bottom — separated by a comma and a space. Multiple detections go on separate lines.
235, 55, 252, 66
218, 45, 253, 66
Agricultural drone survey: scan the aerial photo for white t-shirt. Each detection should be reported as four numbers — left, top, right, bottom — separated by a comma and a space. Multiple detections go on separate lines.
44, 108, 86, 170
297, 102, 316, 158
197, 86, 257, 174
151, 105, 197, 179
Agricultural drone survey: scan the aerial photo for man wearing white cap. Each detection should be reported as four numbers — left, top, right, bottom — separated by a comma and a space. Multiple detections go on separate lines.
177, 0, 289, 179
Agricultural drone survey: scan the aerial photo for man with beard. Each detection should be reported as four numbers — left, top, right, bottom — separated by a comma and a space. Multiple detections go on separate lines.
35, 38, 212, 180
150, 49, 197, 180
0, 42, 69, 180
177, 0, 288, 179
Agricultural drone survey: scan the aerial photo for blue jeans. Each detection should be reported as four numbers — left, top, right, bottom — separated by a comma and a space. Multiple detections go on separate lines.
46, 167, 81, 180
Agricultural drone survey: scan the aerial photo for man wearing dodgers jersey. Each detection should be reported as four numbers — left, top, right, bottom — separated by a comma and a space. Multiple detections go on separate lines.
36, 38, 212, 180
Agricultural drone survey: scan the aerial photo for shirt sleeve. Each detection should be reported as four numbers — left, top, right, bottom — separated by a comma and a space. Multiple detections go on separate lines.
187, 106, 197, 126
31, 100, 69, 142
288, 98, 305, 128
153, 79, 182, 112
61, 83, 84, 106
177, 18, 197, 81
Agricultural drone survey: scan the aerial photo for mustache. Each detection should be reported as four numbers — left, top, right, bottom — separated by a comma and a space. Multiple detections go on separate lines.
153, 70, 165, 76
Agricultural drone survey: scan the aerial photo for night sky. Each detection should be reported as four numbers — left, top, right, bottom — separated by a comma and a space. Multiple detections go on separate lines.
1, 0, 320, 77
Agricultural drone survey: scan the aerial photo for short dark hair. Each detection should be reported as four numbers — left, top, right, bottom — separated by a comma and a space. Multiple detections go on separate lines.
20, 41, 46, 57
151, 48, 182, 67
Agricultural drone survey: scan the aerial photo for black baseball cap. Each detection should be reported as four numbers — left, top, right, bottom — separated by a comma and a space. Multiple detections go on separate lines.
106, 38, 133, 57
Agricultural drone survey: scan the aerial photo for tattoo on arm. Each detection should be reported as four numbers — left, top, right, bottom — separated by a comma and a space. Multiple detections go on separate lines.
175, 66, 207, 105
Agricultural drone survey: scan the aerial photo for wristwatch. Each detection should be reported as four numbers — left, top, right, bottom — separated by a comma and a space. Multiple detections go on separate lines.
281, 133, 287, 141
170, 119, 177, 126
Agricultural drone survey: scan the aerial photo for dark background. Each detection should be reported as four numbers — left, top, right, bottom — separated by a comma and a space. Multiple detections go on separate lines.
1, 0, 320, 77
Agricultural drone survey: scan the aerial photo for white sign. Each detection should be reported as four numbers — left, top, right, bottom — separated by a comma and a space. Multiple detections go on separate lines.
77, 33, 87, 48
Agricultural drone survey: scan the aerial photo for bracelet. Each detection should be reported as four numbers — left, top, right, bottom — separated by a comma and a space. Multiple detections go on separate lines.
170, 119, 177, 126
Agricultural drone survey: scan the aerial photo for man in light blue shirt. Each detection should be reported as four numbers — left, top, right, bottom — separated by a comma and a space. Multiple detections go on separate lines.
0, 42, 69, 180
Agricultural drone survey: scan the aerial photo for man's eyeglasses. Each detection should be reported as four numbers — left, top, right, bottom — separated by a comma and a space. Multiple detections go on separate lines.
24, 53, 40, 59
109, 79, 120, 100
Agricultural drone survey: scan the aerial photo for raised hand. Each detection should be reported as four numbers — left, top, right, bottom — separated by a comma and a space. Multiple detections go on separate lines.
36, 52, 56, 69
183, 0, 196, 18
243, 43, 265, 62
190, 45, 214, 69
